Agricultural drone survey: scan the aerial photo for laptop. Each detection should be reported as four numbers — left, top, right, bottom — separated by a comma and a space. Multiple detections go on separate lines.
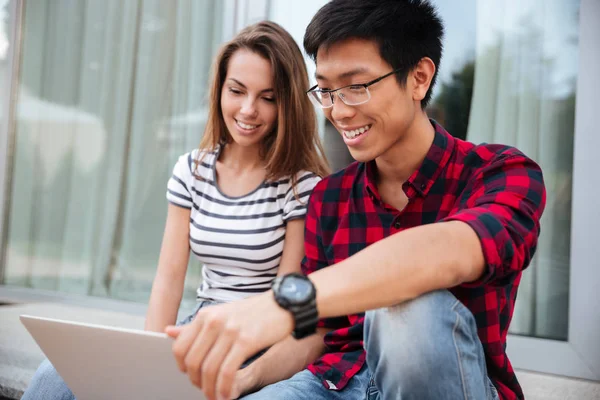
20, 314, 207, 400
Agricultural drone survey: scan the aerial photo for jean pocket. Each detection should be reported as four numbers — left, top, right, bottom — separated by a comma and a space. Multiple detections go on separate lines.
488, 378, 500, 400
366, 376, 380, 400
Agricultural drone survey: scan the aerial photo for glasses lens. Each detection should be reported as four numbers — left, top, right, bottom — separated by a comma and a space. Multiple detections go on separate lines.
339, 86, 370, 106
308, 90, 333, 108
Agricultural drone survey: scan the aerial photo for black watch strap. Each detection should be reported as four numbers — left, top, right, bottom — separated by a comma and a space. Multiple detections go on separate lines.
289, 299, 319, 339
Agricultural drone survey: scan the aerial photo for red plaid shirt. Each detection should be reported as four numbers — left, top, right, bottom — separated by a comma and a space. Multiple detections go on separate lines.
301, 121, 546, 399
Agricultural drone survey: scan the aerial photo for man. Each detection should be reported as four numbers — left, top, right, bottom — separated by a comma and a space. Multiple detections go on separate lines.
167, 1, 546, 399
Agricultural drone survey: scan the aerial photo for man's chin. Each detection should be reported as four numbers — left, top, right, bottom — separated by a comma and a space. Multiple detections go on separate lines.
347, 147, 377, 163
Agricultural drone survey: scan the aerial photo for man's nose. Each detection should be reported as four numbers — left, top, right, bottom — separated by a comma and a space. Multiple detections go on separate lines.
329, 93, 356, 122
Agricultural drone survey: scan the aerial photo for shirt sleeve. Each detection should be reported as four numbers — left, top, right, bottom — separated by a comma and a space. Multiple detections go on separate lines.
282, 171, 322, 222
441, 152, 546, 286
166, 152, 194, 209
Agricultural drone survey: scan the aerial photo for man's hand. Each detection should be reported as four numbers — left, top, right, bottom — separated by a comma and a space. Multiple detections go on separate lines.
165, 292, 293, 400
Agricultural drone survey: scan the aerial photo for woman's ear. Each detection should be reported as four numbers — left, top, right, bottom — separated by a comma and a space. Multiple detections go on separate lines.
411, 57, 436, 103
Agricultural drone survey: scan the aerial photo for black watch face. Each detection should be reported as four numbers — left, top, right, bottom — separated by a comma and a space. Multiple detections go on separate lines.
280, 276, 313, 304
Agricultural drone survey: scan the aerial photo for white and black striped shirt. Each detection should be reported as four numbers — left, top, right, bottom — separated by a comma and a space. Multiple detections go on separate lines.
166, 147, 321, 302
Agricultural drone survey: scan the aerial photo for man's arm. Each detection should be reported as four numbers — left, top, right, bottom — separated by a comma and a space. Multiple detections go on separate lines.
312, 220, 483, 317
167, 153, 546, 400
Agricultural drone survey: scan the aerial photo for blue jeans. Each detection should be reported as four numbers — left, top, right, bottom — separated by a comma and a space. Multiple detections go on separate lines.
241, 290, 500, 400
23, 291, 500, 400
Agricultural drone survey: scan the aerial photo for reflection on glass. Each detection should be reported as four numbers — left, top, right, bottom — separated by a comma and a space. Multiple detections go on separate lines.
4, 0, 224, 312
0, 0, 8, 60
0, 0, 11, 123
431, 0, 579, 340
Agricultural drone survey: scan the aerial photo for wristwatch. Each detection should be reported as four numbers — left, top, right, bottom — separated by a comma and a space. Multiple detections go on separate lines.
271, 273, 318, 339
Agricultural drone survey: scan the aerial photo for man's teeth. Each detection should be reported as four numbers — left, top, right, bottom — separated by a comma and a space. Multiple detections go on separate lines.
343, 125, 371, 139
237, 121, 259, 130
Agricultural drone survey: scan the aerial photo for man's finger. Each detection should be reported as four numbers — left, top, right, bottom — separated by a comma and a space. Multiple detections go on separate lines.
184, 319, 221, 388
172, 318, 203, 372
216, 340, 252, 400
201, 331, 235, 400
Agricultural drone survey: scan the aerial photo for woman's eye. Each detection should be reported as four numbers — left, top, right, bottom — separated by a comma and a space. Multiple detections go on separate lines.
229, 88, 243, 95
263, 97, 275, 103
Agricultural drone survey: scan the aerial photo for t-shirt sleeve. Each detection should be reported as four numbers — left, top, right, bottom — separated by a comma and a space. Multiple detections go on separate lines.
166, 152, 194, 209
282, 171, 322, 222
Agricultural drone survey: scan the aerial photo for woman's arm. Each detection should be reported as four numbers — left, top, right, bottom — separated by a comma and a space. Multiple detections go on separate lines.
232, 328, 330, 398
276, 219, 306, 276
231, 218, 329, 396
145, 204, 191, 332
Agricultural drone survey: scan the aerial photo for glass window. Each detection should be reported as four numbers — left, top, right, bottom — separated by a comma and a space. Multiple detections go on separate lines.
431, 0, 580, 341
3, 0, 226, 311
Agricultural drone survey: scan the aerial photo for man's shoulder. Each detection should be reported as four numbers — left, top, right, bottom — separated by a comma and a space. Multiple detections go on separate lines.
455, 138, 535, 169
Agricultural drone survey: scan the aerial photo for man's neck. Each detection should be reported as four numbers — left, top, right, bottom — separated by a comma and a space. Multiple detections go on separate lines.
374, 115, 435, 186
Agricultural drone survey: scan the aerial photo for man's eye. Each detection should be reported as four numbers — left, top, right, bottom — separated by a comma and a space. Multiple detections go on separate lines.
349, 85, 365, 91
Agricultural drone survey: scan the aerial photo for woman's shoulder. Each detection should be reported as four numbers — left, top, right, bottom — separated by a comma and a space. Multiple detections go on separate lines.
172, 147, 219, 179
273, 170, 322, 194
295, 169, 322, 183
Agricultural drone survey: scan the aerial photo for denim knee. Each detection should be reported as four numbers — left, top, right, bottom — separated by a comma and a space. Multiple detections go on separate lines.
363, 290, 488, 399
21, 359, 75, 400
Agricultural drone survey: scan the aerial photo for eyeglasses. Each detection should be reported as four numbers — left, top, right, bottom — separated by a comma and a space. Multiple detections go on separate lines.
306, 68, 402, 108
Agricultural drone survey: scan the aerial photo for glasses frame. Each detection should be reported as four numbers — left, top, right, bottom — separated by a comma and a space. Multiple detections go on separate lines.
306, 68, 403, 108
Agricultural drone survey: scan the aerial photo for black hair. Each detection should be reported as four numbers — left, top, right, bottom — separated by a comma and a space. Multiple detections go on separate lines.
304, 0, 444, 108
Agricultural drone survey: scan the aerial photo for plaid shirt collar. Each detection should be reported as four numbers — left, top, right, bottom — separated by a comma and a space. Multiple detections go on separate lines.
364, 121, 456, 202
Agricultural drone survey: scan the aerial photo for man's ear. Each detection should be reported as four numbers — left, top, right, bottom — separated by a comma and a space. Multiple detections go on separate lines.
411, 57, 436, 103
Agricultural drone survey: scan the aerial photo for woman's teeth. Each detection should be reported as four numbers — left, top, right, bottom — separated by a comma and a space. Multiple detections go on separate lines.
237, 120, 259, 130
343, 125, 371, 139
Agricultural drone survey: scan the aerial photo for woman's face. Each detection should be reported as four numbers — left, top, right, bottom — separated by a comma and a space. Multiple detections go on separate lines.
220, 49, 278, 150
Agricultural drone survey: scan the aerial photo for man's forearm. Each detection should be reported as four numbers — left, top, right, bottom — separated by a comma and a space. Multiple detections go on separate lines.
310, 221, 485, 319
240, 328, 329, 394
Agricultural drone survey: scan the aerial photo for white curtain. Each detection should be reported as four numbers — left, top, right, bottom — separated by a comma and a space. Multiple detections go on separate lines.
467, 0, 580, 339
5, 0, 224, 308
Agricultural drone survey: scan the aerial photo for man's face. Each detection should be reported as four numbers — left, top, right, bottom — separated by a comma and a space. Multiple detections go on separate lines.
315, 38, 419, 162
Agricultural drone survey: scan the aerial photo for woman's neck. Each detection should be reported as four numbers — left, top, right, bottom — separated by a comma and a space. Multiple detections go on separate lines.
219, 142, 264, 172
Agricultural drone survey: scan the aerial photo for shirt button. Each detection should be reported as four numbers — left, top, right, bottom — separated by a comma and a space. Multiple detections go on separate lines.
393, 221, 401, 229
420, 183, 426, 190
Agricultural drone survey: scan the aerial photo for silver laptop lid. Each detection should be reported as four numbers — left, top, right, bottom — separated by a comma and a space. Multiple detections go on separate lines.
20, 315, 206, 400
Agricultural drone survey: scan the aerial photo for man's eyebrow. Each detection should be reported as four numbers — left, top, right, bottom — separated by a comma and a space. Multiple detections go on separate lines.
315, 67, 370, 81
228, 78, 273, 93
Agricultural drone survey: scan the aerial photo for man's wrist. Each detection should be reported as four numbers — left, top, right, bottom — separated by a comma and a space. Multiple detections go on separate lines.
271, 274, 318, 339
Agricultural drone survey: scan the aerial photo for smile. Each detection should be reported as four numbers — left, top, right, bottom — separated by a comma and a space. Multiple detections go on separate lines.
236, 120, 260, 130
342, 124, 372, 139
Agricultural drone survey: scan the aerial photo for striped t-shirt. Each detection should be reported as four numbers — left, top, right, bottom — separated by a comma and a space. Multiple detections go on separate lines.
166, 147, 321, 302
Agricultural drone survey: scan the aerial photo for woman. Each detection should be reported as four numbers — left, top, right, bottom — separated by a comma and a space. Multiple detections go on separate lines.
22, 20, 329, 400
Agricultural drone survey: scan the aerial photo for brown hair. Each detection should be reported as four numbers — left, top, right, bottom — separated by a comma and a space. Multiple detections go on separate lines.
196, 20, 330, 187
